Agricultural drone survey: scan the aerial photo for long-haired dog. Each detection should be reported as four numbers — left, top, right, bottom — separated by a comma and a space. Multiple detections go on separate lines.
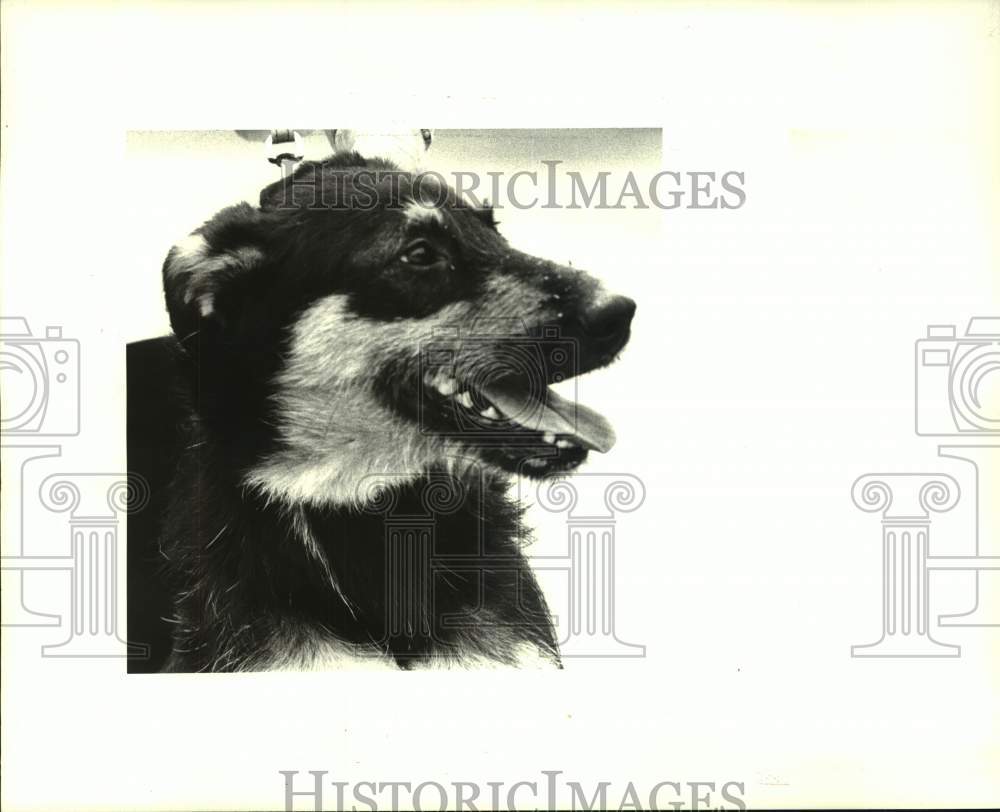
156, 154, 635, 670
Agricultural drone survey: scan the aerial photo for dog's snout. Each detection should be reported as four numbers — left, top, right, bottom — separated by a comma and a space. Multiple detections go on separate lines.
579, 295, 636, 343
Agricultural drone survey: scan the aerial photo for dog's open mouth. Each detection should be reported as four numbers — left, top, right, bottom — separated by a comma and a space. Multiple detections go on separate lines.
403, 317, 632, 476
416, 368, 617, 474
464, 378, 615, 453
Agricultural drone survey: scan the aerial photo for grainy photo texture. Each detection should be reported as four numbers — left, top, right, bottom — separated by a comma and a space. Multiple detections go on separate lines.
127, 129, 661, 672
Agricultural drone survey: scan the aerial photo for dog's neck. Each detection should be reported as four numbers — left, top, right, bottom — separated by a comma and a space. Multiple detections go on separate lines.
163, 449, 560, 671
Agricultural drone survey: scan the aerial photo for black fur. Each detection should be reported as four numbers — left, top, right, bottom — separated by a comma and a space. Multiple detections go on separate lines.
161, 435, 558, 671
151, 153, 634, 671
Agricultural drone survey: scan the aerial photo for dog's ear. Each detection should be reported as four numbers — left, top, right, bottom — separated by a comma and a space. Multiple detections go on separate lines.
162, 203, 269, 344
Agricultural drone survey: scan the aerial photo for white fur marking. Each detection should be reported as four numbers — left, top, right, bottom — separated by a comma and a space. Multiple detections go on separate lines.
168, 233, 263, 313
291, 507, 360, 621
169, 233, 208, 275
244, 294, 469, 507
404, 200, 444, 225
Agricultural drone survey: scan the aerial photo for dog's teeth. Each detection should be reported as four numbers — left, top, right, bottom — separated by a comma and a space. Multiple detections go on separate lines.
435, 378, 458, 396
456, 391, 473, 408
556, 439, 573, 448
481, 406, 501, 420
543, 432, 555, 444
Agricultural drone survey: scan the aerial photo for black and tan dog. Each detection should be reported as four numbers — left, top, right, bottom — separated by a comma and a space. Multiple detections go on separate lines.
155, 154, 635, 671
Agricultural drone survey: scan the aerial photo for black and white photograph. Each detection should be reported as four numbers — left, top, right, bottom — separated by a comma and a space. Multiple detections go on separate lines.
125, 128, 662, 674
2, 2, 998, 811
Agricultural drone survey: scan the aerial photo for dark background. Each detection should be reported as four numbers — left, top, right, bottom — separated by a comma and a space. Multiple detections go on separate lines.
126, 337, 182, 672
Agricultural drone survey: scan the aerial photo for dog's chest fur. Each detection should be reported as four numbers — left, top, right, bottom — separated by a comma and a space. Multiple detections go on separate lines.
161, 445, 561, 671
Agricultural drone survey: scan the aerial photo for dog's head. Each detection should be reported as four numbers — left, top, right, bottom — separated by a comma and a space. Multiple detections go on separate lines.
163, 154, 635, 506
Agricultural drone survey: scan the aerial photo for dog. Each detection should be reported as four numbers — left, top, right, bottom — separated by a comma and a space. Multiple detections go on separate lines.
155, 153, 636, 671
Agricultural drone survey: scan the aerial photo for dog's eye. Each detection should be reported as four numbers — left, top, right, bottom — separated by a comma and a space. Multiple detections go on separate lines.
401, 241, 439, 267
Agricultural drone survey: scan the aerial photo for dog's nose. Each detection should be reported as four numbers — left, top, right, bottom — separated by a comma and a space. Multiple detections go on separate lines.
579, 295, 636, 344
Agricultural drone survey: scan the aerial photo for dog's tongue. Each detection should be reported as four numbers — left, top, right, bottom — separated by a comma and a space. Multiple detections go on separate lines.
480, 383, 617, 453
